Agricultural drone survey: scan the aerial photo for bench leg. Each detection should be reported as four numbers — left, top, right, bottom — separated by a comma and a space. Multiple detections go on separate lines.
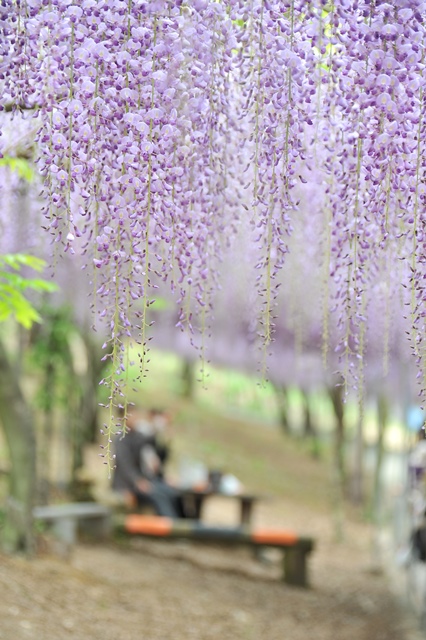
51, 516, 77, 545
182, 494, 205, 519
283, 547, 308, 587
240, 499, 253, 526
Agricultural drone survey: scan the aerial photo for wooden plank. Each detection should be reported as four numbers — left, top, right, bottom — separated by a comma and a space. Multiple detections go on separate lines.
252, 529, 298, 545
125, 515, 173, 536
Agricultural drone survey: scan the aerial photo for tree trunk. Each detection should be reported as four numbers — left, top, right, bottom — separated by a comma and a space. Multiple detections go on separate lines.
301, 389, 314, 437
15, 324, 29, 379
80, 334, 103, 444
71, 380, 84, 478
38, 361, 54, 505
328, 382, 346, 541
0, 337, 36, 553
181, 359, 195, 399
350, 406, 364, 505
273, 384, 291, 435
373, 394, 388, 513
371, 393, 388, 569
329, 383, 346, 488
69, 332, 103, 491
301, 389, 321, 458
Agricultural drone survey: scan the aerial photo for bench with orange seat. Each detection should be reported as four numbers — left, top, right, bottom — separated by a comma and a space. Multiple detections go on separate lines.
115, 514, 315, 587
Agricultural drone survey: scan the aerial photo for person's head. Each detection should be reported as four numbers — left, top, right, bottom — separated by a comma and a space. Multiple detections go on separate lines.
148, 408, 171, 434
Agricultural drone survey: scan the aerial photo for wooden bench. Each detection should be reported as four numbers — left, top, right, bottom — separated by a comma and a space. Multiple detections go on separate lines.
33, 502, 111, 547
116, 514, 315, 587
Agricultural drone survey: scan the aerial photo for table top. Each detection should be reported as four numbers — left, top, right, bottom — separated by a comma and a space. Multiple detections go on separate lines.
179, 487, 265, 501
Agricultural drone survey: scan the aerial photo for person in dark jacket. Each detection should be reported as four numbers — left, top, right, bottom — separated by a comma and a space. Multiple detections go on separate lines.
140, 408, 172, 481
112, 405, 182, 518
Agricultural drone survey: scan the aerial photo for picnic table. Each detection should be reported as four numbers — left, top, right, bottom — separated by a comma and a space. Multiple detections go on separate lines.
180, 488, 265, 526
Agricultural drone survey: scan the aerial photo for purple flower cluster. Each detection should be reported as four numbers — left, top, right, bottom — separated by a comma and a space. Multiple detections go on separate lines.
315, 1, 426, 393
233, 0, 312, 366
3, 1, 239, 421
2, 0, 426, 429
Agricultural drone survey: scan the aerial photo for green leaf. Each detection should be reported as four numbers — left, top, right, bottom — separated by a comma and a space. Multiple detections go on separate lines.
22, 278, 58, 293
1, 254, 46, 272
0, 156, 35, 182
0, 253, 59, 329
0, 288, 42, 328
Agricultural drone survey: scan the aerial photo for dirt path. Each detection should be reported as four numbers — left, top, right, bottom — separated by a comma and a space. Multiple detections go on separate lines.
0, 503, 422, 640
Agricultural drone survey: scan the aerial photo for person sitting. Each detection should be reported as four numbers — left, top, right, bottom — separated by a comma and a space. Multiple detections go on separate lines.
112, 405, 183, 518
141, 408, 172, 481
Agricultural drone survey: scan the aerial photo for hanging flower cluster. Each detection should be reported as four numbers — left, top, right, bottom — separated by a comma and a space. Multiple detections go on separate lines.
3, 0, 241, 446
233, 0, 312, 368
3, 0, 426, 456
316, 1, 426, 394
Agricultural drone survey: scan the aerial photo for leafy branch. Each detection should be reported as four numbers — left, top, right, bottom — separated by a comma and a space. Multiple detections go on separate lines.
0, 254, 58, 328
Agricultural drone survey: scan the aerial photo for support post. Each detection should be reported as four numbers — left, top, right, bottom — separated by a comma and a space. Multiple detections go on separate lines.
283, 545, 308, 587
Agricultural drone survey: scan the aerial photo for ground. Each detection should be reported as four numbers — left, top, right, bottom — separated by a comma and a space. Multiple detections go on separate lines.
0, 496, 422, 640
0, 369, 423, 639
